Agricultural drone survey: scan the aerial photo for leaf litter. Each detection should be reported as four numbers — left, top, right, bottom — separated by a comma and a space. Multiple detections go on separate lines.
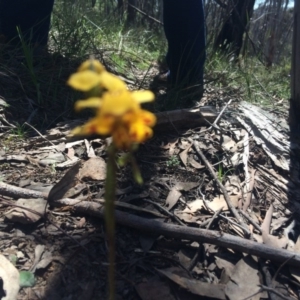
0, 87, 300, 299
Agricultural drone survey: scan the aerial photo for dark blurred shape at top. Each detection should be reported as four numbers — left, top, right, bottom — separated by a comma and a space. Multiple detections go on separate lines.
0, 0, 55, 46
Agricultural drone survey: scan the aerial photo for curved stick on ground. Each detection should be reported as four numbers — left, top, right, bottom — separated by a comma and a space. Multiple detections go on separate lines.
0, 181, 47, 199
52, 198, 300, 268
192, 141, 251, 237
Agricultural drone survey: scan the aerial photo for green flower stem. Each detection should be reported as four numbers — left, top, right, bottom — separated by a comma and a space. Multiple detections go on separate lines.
104, 145, 117, 300
130, 156, 143, 185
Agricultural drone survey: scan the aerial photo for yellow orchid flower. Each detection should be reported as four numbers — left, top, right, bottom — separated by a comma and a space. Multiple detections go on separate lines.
72, 96, 156, 149
67, 70, 101, 91
70, 59, 156, 149
68, 59, 157, 298
74, 89, 155, 119
99, 72, 127, 91
67, 59, 127, 92
78, 59, 105, 74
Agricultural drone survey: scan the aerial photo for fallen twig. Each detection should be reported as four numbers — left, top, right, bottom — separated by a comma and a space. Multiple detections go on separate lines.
206, 207, 223, 229
259, 285, 294, 300
200, 99, 232, 134
260, 261, 278, 300
95, 198, 166, 218
142, 198, 186, 226
239, 209, 262, 233
192, 141, 251, 237
52, 198, 300, 268
0, 181, 47, 199
128, 3, 163, 26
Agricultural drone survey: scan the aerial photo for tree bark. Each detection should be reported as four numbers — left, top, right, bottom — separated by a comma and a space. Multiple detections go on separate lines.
290, 0, 300, 135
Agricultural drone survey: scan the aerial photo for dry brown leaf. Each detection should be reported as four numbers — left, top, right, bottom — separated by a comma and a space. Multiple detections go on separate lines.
79, 157, 106, 181
225, 255, 264, 300
5, 198, 47, 224
56, 142, 66, 152
165, 182, 198, 210
271, 216, 289, 232
30, 245, 53, 273
176, 182, 199, 191
139, 234, 158, 253
215, 256, 235, 284
157, 267, 226, 299
65, 140, 85, 148
173, 212, 202, 224
84, 139, 96, 158
161, 139, 178, 156
260, 206, 290, 248
261, 231, 288, 249
48, 162, 81, 203
67, 147, 75, 159
180, 199, 204, 213
289, 267, 300, 284
215, 256, 235, 274
229, 152, 243, 167
39, 152, 66, 166
179, 145, 192, 167
224, 175, 241, 195
63, 183, 86, 198
253, 233, 263, 243
178, 249, 195, 269
177, 139, 188, 149
174, 199, 204, 224
221, 135, 237, 153
260, 203, 273, 233
188, 156, 205, 169
210, 195, 239, 211
165, 188, 182, 210
135, 280, 176, 300
56, 156, 80, 169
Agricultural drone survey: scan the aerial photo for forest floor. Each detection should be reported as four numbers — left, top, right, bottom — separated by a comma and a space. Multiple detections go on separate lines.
0, 49, 300, 300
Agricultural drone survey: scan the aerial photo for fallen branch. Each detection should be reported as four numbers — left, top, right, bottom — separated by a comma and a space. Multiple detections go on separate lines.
199, 99, 232, 135
155, 107, 217, 132
0, 181, 47, 199
192, 141, 251, 237
52, 198, 300, 268
128, 4, 163, 26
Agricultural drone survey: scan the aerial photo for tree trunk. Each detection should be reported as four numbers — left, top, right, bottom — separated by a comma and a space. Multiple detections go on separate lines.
126, 0, 137, 26
214, 0, 255, 58
290, 0, 300, 135
117, 0, 124, 18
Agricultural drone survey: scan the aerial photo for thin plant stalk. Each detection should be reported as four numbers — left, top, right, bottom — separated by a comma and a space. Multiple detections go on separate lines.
104, 145, 117, 300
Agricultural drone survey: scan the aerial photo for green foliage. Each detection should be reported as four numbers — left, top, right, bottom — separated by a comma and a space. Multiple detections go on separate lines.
206, 49, 290, 108
51, 1, 165, 66
166, 156, 180, 168
17, 30, 44, 106
19, 271, 36, 287
11, 123, 28, 139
